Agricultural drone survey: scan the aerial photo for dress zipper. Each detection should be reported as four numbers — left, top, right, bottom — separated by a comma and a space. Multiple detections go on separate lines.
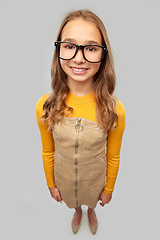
74, 118, 83, 207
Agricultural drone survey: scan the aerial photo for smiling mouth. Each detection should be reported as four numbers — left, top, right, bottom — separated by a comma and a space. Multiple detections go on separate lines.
70, 67, 89, 73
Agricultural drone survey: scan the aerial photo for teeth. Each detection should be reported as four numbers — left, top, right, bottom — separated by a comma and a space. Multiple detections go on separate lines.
72, 67, 87, 72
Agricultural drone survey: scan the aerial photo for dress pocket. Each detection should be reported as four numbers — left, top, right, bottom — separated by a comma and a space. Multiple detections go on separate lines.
54, 153, 62, 186
89, 154, 106, 188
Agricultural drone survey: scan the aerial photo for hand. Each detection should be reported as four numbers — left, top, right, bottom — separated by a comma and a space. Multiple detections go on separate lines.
99, 191, 112, 207
48, 186, 62, 203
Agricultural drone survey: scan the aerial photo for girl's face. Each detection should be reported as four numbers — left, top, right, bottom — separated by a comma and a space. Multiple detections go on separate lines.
60, 18, 102, 85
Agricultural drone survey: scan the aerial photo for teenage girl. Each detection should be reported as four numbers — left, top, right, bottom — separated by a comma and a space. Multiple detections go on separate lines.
35, 9, 126, 234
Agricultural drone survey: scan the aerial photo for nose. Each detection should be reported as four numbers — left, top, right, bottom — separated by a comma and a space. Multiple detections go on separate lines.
73, 49, 85, 63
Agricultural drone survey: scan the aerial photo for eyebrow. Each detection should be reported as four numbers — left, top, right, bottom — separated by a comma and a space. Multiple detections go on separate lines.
62, 38, 100, 45
62, 38, 75, 42
87, 40, 100, 45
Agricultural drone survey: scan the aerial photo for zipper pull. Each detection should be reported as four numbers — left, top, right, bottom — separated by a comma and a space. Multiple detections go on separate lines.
75, 118, 83, 132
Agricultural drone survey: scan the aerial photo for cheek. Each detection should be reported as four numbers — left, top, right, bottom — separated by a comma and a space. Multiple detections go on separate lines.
60, 59, 65, 68
90, 63, 101, 74
60, 60, 68, 72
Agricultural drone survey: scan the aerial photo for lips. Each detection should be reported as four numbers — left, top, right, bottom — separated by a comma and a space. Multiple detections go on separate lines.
70, 66, 89, 74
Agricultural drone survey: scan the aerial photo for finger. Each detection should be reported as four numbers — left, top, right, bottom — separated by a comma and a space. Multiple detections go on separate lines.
57, 197, 62, 203
54, 195, 60, 202
59, 193, 62, 203
56, 189, 62, 201
100, 202, 104, 207
99, 201, 104, 207
57, 195, 62, 203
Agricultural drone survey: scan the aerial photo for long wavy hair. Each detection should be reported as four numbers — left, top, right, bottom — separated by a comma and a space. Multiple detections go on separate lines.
42, 9, 118, 131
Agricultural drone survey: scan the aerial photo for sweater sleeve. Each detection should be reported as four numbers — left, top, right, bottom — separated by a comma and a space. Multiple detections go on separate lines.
104, 100, 126, 195
35, 94, 55, 188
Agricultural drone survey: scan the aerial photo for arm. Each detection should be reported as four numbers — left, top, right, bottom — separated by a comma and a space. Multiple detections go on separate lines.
99, 101, 126, 206
35, 95, 62, 202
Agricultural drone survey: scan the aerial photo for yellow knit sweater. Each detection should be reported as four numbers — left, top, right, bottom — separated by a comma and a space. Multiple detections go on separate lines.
35, 91, 126, 195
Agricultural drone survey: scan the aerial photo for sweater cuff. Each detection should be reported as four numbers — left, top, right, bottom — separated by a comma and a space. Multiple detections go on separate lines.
47, 182, 56, 188
103, 187, 113, 195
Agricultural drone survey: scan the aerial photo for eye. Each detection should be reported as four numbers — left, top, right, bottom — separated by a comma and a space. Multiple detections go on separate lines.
67, 45, 73, 49
86, 46, 98, 52
87, 47, 95, 51
64, 44, 75, 50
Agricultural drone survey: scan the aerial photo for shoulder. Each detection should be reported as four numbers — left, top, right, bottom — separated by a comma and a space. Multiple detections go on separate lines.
116, 100, 126, 120
35, 93, 48, 117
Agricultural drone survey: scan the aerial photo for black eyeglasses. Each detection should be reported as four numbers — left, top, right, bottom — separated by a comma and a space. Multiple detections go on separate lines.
54, 41, 107, 63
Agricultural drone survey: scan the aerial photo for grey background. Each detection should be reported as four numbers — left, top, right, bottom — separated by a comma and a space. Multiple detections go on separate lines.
0, 0, 159, 239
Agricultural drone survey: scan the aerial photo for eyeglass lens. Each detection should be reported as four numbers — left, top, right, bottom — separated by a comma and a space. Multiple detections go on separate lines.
58, 42, 103, 63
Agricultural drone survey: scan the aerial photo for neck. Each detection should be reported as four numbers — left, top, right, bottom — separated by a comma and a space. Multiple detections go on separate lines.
67, 78, 93, 97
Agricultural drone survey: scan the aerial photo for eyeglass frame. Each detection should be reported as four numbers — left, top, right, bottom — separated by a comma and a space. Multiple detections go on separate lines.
54, 41, 108, 63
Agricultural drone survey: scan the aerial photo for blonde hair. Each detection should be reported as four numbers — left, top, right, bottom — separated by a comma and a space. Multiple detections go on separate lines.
42, 9, 118, 130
